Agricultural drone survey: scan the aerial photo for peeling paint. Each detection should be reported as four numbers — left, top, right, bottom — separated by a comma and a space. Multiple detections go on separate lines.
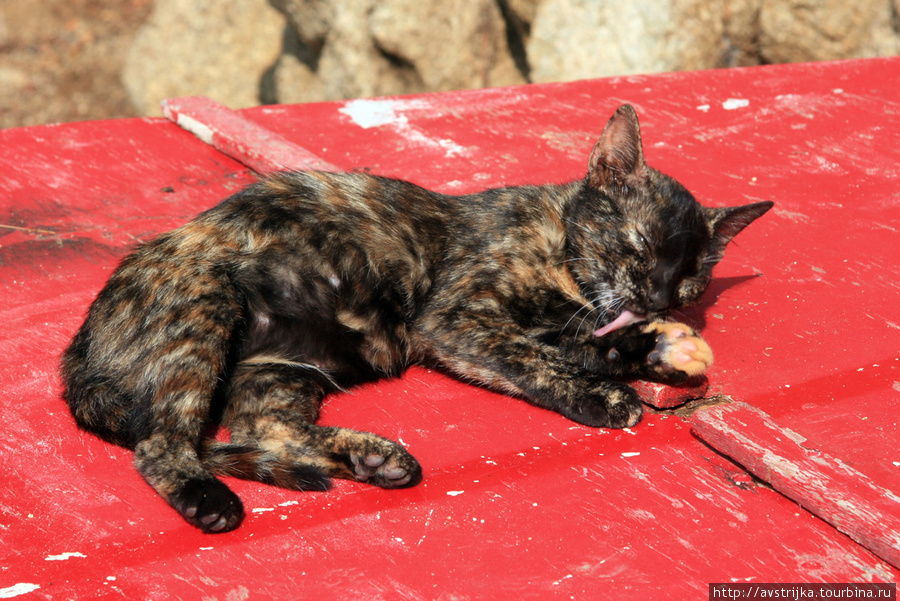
0, 584, 40, 598
339, 98, 469, 158
45, 551, 86, 561
723, 98, 750, 110
172, 113, 214, 146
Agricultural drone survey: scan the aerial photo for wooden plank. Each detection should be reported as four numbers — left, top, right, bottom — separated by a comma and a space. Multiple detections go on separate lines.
161, 96, 341, 174
633, 377, 709, 409
691, 401, 900, 569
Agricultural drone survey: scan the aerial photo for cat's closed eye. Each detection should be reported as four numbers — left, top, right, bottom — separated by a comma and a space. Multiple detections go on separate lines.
635, 231, 656, 266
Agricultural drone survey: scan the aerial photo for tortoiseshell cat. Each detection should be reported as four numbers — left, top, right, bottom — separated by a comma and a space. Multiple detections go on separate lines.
62, 105, 772, 532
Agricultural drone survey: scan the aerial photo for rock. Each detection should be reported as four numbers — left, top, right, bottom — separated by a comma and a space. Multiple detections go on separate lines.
723, 0, 763, 67
0, 66, 29, 90
527, 0, 728, 83
268, 0, 331, 52
123, 0, 285, 116
758, 0, 900, 64
263, 25, 326, 105
506, 0, 542, 27
119, 0, 900, 117
369, 0, 526, 92
316, 0, 424, 100
267, 0, 424, 102
268, 0, 525, 104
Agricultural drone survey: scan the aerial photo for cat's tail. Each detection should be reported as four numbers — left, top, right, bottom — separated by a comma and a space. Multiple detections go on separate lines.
202, 440, 332, 492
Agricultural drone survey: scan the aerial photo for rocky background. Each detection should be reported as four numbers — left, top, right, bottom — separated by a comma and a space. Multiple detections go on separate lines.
2, 0, 899, 129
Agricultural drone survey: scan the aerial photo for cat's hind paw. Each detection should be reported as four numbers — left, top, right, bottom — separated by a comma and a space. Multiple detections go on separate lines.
643, 322, 713, 378
347, 437, 423, 489
169, 477, 244, 533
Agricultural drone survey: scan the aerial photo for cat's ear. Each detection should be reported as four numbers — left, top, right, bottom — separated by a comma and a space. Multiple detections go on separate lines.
706, 201, 774, 246
587, 104, 648, 189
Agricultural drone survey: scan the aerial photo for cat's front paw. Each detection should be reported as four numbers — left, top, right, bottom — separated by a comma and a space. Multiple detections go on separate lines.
562, 381, 643, 429
643, 322, 712, 380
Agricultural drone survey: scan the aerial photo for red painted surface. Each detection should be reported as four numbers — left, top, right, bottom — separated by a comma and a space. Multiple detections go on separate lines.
2, 58, 899, 599
692, 402, 900, 568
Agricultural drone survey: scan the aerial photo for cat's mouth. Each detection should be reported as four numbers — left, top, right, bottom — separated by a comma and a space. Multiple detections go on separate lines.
593, 309, 645, 338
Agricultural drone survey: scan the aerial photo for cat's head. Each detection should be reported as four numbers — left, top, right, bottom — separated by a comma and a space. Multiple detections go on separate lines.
565, 104, 773, 335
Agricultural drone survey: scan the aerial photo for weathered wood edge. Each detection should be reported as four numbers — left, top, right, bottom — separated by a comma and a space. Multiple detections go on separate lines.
691, 401, 900, 569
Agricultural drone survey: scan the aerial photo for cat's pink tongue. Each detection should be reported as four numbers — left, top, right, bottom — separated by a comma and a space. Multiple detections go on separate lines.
593, 310, 643, 338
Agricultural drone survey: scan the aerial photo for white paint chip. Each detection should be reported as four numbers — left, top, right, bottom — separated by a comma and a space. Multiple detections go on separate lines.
173, 113, 215, 145
339, 98, 410, 129
339, 98, 468, 158
45, 552, 86, 561
252, 507, 275, 513
621, 452, 641, 458
722, 98, 750, 110
447, 490, 465, 496
697, 104, 711, 112
0, 584, 40, 598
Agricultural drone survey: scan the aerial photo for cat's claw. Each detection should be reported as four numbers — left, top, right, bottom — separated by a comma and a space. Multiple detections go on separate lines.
643, 322, 713, 378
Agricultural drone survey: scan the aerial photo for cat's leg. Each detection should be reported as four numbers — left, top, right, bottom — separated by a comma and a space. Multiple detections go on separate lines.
133, 368, 245, 534
422, 310, 645, 429
129, 296, 246, 533
210, 360, 422, 489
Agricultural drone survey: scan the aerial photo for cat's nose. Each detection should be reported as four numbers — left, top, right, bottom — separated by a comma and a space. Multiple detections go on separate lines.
647, 287, 673, 312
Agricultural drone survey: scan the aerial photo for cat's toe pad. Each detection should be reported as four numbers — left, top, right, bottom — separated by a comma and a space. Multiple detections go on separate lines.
644, 322, 713, 377
350, 445, 422, 489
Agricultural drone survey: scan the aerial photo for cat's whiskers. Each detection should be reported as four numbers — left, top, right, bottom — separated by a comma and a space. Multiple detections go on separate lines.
701, 253, 725, 266
563, 289, 604, 337
563, 218, 606, 239
591, 295, 627, 333
563, 301, 597, 336
666, 228, 690, 241
557, 255, 610, 335
570, 288, 625, 341
555, 257, 598, 266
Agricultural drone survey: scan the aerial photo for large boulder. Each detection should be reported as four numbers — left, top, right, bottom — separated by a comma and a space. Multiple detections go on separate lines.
267, 0, 525, 104
758, 0, 900, 64
121, 0, 900, 114
527, 0, 728, 82
369, 0, 525, 91
123, 0, 285, 115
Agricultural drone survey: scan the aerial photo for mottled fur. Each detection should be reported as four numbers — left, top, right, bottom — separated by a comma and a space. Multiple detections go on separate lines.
62, 105, 772, 532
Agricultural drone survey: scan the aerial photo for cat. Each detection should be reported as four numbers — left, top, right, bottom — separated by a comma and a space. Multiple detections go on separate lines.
61, 105, 772, 533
